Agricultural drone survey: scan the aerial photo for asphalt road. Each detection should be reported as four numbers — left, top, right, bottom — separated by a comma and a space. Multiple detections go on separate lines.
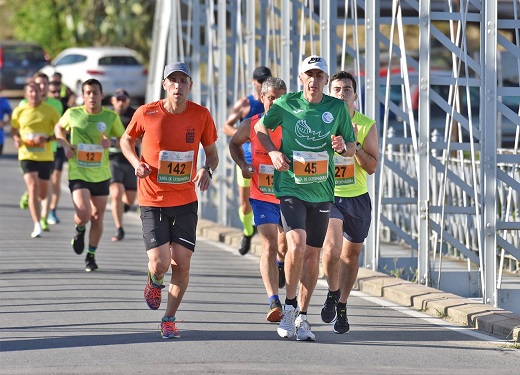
0, 137, 519, 374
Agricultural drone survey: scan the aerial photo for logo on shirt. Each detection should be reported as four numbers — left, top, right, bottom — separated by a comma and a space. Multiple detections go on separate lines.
322, 112, 333, 123
295, 119, 330, 143
186, 128, 195, 143
97, 122, 107, 132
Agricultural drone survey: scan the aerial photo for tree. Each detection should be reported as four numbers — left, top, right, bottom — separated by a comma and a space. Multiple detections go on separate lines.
11, 0, 155, 64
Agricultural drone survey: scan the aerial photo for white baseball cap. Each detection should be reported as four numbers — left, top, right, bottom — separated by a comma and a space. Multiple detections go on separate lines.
299, 55, 328, 75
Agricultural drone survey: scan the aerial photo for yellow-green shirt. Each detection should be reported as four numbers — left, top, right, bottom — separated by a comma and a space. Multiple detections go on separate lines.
334, 111, 376, 198
11, 102, 60, 162
60, 106, 125, 182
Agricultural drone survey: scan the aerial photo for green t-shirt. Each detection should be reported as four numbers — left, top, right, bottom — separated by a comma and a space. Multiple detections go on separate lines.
261, 92, 355, 203
60, 106, 125, 182
334, 111, 376, 197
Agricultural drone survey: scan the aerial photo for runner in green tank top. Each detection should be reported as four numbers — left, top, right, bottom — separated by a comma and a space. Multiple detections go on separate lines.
255, 56, 356, 342
55, 79, 125, 273
320, 71, 379, 334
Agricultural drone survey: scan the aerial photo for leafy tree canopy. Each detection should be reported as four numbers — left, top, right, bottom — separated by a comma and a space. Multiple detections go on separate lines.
11, 0, 155, 65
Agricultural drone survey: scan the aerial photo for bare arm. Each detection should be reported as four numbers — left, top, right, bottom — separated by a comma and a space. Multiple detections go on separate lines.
54, 121, 75, 159
120, 132, 151, 178
229, 118, 254, 179
193, 143, 219, 191
355, 124, 379, 175
223, 97, 251, 137
254, 120, 289, 171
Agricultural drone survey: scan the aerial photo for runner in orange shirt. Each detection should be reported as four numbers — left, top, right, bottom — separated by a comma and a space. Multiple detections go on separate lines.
229, 77, 288, 322
120, 61, 219, 339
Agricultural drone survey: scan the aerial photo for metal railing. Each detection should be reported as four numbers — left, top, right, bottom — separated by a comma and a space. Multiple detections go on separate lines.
148, 0, 520, 309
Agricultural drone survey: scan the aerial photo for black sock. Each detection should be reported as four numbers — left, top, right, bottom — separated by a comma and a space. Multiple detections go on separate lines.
329, 289, 340, 297
285, 297, 297, 308
337, 302, 346, 309
299, 311, 307, 316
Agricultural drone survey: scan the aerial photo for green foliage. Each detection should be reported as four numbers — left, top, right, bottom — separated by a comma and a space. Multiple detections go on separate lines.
11, 0, 155, 64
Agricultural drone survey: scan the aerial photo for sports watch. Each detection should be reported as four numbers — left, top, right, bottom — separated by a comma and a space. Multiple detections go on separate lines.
203, 165, 213, 179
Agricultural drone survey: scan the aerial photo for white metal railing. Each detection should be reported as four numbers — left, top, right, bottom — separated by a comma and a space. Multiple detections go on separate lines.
150, 0, 520, 309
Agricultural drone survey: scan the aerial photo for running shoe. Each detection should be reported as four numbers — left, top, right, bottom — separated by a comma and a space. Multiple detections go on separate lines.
144, 272, 165, 310
47, 210, 60, 225
321, 291, 340, 323
111, 227, 125, 241
295, 314, 316, 341
238, 226, 257, 255
159, 317, 180, 339
333, 306, 350, 334
40, 218, 49, 232
266, 299, 283, 322
278, 262, 285, 289
85, 253, 98, 272
19, 191, 29, 210
123, 203, 131, 213
31, 225, 42, 238
277, 304, 298, 338
71, 227, 86, 255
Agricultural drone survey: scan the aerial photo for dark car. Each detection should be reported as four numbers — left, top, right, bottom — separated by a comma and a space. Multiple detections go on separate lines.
0, 40, 49, 92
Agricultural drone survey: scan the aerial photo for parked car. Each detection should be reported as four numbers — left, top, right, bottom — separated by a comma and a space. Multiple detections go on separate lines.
39, 47, 147, 103
0, 40, 49, 92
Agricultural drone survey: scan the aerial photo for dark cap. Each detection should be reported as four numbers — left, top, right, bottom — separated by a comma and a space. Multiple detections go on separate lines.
113, 88, 129, 100
253, 66, 272, 83
163, 61, 192, 79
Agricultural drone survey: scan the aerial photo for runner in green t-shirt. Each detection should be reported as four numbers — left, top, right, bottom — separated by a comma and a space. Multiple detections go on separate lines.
320, 71, 379, 335
255, 55, 356, 342
55, 79, 125, 273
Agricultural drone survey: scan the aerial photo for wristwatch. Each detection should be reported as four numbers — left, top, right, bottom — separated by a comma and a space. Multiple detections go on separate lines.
356, 142, 362, 152
203, 165, 213, 179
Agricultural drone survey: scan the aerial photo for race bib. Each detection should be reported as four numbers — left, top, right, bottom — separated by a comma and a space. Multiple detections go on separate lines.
292, 151, 328, 184
258, 164, 275, 195
333, 155, 355, 186
77, 143, 103, 167
24, 132, 47, 152
157, 150, 194, 184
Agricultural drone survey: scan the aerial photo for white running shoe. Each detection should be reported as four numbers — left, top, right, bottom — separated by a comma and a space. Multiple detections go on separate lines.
295, 314, 316, 341
277, 304, 298, 338
31, 224, 42, 238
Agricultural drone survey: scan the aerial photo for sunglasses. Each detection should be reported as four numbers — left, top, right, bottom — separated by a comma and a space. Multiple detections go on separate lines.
49, 90, 60, 94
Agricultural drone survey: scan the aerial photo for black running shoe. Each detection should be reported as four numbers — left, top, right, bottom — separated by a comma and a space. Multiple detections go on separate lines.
85, 253, 98, 272
321, 291, 340, 323
238, 226, 257, 255
278, 262, 285, 289
124, 204, 131, 213
333, 306, 350, 334
111, 227, 125, 242
71, 227, 86, 255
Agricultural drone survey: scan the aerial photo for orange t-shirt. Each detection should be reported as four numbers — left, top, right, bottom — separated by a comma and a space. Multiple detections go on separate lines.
249, 113, 282, 204
126, 100, 218, 207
